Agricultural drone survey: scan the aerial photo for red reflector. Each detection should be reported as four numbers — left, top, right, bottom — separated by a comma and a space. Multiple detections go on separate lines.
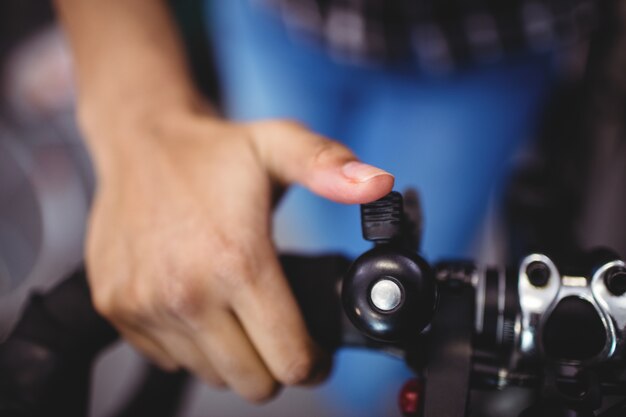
399, 378, 422, 416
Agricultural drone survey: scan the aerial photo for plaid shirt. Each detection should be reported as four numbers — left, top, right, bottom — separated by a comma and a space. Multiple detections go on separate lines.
257, 0, 599, 71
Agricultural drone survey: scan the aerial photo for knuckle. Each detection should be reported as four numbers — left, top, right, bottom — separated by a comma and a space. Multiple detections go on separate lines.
87, 265, 120, 319
116, 299, 147, 324
123, 279, 156, 322
220, 263, 256, 292
161, 276, 205, 320
277, 352, 317, 385
211, 238, 258, 292
91, 289, 115, 319
311, 140, 351, 168
147, 255, 208, 320
88, 265, 154, 324
98, 277, 155, 325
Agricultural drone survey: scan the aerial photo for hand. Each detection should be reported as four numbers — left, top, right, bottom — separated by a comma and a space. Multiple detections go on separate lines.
84, 110, 394, 402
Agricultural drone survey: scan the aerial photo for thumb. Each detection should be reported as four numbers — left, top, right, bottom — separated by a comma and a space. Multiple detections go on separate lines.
248, 120, 394, 204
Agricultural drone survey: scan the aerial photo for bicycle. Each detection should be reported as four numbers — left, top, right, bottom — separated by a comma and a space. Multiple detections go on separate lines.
1, 190, 625, 417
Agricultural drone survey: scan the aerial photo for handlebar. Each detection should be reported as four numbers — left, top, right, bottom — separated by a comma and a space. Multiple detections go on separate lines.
2, 190, 626, 417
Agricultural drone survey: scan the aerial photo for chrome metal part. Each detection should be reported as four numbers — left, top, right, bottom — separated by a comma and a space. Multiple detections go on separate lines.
370, 278, 403, 312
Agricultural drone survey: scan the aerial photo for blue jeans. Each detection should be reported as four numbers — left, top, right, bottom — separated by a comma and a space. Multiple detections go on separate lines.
206, 1, 555, 415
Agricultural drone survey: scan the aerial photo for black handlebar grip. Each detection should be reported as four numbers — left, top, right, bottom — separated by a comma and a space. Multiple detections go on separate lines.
0, 269, 118, 417
282, 254, 354, 350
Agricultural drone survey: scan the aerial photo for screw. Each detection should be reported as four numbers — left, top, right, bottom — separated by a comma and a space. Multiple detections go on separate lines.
605, 267, 626, 296
526, 261, 551, 287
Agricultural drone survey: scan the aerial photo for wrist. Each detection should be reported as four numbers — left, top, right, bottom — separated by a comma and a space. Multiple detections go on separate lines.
78, 85, 213, 135
78, 91, 218, 180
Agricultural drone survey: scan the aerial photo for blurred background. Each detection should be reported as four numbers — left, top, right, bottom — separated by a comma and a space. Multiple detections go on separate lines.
0, 0, 625, 416
0, 2, 402, 416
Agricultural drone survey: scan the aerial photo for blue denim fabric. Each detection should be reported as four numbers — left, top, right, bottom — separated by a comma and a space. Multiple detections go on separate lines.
205, 1, 555, 415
